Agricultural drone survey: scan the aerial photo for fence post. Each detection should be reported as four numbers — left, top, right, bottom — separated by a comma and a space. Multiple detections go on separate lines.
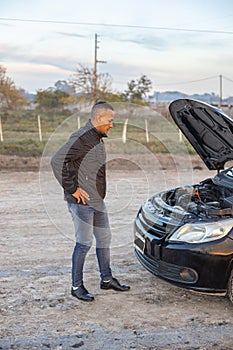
179, 130, 183, 142
77, 116, 81, 129
122, 118, 128, 144
145, 119, 149, 143
38, 114, 42, 142
0, 116, 3, 142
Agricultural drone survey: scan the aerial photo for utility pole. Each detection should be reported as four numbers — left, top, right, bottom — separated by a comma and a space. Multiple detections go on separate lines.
93, 33, 106, 101
219, 74, 223, 108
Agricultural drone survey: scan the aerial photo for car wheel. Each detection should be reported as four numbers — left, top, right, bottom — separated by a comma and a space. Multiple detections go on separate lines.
227, 268, 233, 305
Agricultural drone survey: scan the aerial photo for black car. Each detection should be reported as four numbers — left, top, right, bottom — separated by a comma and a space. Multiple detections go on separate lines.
134, 99, 233, 304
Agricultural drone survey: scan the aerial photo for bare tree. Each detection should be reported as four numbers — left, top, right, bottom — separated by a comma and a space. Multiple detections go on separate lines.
70, 64, 113, 102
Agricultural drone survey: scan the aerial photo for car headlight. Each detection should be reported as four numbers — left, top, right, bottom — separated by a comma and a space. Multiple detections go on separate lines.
169, 219, 233, 243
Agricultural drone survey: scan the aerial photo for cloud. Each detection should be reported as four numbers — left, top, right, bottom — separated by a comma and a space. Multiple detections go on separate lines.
0, 22, 12, 27
103, 31, 168, 51
29, 55, 78, 72
120, 34, 167, 51
56, 31, 88, 39
0, 43, 24, 60
0, 43, 80, 72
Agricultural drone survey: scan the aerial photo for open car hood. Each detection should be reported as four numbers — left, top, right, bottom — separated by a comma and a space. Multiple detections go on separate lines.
169, 99, 233, 171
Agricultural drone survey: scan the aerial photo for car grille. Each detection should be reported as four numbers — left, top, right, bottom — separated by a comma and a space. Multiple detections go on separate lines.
137, 203, 181, 241
138, 211, 167, 239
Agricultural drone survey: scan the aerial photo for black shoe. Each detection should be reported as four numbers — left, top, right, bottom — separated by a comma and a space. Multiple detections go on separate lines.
71, 285, 94, 302
100, 277, 130, 292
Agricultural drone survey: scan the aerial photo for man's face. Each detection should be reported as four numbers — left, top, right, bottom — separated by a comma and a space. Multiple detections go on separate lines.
96, 109, 114, 135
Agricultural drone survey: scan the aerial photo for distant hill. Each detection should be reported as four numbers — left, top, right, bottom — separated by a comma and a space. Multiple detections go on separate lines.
149, 91, 233, 104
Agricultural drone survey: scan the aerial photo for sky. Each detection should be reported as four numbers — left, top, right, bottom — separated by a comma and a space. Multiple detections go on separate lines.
0, 0, 233, 97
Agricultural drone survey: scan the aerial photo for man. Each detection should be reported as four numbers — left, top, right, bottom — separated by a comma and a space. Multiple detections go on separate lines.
51, 101, 130, 302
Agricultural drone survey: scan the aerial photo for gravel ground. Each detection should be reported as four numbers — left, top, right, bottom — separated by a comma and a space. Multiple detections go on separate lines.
1, 154, 233, 350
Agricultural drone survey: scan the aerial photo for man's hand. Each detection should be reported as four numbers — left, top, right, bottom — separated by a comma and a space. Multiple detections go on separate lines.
72, 188, 90, 204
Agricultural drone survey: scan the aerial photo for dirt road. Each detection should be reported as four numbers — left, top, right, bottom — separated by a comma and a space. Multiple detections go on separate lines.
1, 154, 233, 349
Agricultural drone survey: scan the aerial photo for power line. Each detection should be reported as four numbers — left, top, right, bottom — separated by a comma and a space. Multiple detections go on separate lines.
223, 75, 233, 83
0, 17, 233, 35
156, 75, 218, 86
103, 75, 233, 90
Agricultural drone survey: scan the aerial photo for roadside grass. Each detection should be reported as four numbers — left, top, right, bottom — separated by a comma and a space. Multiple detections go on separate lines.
0, 108, 195, 157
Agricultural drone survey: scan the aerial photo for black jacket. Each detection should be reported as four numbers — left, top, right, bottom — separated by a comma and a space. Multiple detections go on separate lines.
51, 119, 107, 206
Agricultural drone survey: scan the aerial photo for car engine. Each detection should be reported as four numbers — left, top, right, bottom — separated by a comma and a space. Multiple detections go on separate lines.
165, 179, 233, 219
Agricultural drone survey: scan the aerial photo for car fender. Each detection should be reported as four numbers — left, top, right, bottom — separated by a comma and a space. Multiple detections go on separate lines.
228, 227, 233, 240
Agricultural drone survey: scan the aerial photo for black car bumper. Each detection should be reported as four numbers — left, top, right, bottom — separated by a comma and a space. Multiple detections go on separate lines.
134, 247, 229, 294
135, 247, 198, 284
134, 218, 233, 293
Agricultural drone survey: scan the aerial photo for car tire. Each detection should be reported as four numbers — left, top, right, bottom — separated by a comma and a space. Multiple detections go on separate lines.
227, 268, 233, 304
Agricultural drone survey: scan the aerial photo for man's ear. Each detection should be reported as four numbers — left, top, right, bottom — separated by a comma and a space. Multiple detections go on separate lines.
96, 114, 103, 125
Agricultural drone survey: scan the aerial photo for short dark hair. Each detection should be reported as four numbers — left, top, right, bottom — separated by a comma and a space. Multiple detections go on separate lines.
91, 101, 114, 120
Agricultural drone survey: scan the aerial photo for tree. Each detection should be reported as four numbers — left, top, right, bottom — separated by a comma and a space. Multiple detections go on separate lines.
54, 80, 76, 95
0, 65, 27, 110
122, 74, 152, 104
35, 89, 72, 112
70, 63, 113, 102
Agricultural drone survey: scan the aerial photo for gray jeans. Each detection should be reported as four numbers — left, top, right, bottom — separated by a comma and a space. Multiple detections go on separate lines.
67, 202, 112, 248
67, 202, 112, 287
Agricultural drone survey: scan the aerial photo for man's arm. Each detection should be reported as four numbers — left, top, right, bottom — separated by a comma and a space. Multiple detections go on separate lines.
51, 139, 77, 194
51, 134, 90, 204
